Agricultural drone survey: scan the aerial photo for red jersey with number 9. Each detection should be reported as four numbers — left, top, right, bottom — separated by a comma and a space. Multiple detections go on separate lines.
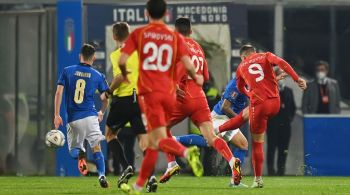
121, 23, 189, 95
236, 52, 299, 104
176, 37, 209, 99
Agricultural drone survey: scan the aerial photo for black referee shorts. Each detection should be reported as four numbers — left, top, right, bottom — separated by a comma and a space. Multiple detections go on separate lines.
106, 95, 146, 135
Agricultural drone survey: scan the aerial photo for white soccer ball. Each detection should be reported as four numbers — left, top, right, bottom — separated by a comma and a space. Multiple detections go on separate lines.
45, 130, 65, 148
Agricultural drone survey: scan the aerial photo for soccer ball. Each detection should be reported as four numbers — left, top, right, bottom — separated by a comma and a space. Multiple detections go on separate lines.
45, 130, 65, 148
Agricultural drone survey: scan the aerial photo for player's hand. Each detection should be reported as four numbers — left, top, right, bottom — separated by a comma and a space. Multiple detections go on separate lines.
194, 74, 204, 86
276, 72, 287, 81
97, 111, 104, 122
176, 86, 186, 100
297, 78, 307, 90
54, 115, 63, 129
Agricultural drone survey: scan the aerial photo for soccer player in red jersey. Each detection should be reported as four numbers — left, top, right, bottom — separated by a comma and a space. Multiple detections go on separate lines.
218, 45, 307, 188
159, 17, 243, 187
118, 0, 204, 194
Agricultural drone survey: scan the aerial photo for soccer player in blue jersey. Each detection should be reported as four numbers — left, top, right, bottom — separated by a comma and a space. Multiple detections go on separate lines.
54, 44, 109, 188
161, 77, 249, 187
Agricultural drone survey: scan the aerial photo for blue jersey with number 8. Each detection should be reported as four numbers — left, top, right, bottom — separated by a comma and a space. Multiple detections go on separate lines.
57, 63, 108, 123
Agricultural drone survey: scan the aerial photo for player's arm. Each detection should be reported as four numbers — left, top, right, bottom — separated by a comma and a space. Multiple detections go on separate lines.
221, 99, 237, 118
54, 85, 64, 129
266, 52, 307, 89
180, 55, 203, 86
236, 70, 249, 97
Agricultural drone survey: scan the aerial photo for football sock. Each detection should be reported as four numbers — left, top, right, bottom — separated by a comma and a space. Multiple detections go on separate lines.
219, 112, 245, 133
234, 148, 248, 165
136, 149, 158, 187
69, 148, 81, 159
158, 138, 186, 158
93, 151, 105, 177
212, 137, 235, 169
166, 152, 176, 163
176, 134, 209, 147
252, 141, 264, 177
107, 139, 129, 169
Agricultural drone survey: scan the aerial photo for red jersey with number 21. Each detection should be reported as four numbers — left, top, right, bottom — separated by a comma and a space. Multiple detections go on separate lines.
121, 23, 189, 95
176, 37, 209, 99
236, 52, 299, 104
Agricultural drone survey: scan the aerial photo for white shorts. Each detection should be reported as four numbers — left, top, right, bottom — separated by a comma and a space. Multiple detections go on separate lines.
67, 116, 105, 152
211, 111, 239, 142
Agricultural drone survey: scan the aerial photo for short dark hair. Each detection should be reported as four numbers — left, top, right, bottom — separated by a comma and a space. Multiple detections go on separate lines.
239, 44, 256, 56
146, 0, 167, 19
175, 17, 191, 36
112, 22, 130, 42
80, 44, 95, 61
314, 60, 329, 71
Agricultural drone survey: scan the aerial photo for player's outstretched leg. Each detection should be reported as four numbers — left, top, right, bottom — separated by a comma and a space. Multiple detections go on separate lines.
93, 144, 109, 188
157, 130, 203, 177
199, 121, 242, 186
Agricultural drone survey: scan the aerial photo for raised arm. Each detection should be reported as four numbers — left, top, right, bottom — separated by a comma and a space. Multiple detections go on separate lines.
266, 52, 307, 90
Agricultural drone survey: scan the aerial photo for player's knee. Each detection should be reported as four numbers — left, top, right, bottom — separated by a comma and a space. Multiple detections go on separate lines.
251, 133, 265, 143
69, 148, 80, 159
138, 135, 148, 151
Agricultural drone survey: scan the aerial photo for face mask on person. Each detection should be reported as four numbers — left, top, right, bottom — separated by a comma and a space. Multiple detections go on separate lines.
316, 71, 326, 80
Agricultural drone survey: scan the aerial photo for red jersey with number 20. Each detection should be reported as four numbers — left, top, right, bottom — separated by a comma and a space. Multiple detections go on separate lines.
121, 23, 189, 95
236, 52, 299, 104
176, 37, 209, 99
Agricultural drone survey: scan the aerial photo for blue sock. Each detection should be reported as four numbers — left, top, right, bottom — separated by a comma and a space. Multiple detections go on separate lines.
69, 148, 80, 159
234, 148, 248, 165
93, 151, 105, 177
176, 134, 209, 147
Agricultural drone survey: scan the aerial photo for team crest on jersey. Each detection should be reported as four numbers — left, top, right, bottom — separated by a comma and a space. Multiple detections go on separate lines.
231, 91, 238, 98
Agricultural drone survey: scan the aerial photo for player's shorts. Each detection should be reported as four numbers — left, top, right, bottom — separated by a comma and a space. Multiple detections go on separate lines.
106, 95, 146, 135
168, 96, 211, 127
249, 97, 280, 134
211, 111, 239, 142
67, 116, 105, 152
138, 92, 176, 131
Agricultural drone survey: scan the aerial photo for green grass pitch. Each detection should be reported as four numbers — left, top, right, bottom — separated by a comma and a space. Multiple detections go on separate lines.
1, 175, 349, 194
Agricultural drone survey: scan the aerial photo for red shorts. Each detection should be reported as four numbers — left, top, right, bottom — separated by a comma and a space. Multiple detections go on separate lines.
138, 92, 176, 132
249, 97, 280, 134
168, 97, 211, 127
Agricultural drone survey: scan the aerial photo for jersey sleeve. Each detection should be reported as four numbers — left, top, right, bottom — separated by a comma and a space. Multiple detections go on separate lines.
98, 73, 109, 93
222, 81, 237, 104
110, 52, 121, 77
266, 52, 299, 82
57, 69, 67, 86
201, 48, 209, 81
121, 30, 138, 56
236, 68, 249, 97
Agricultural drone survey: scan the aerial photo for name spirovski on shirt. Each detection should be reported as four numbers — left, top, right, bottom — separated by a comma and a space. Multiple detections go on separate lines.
143, 32, 174, 41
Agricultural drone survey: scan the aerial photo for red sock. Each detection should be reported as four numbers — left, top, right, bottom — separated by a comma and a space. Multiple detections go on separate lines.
219, 112, 245, 133
136, 148, 158, 187
212, 137, 234, 163
158, 138, 186, 157
166, 153, 176, 162
252, 142, 264, 177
